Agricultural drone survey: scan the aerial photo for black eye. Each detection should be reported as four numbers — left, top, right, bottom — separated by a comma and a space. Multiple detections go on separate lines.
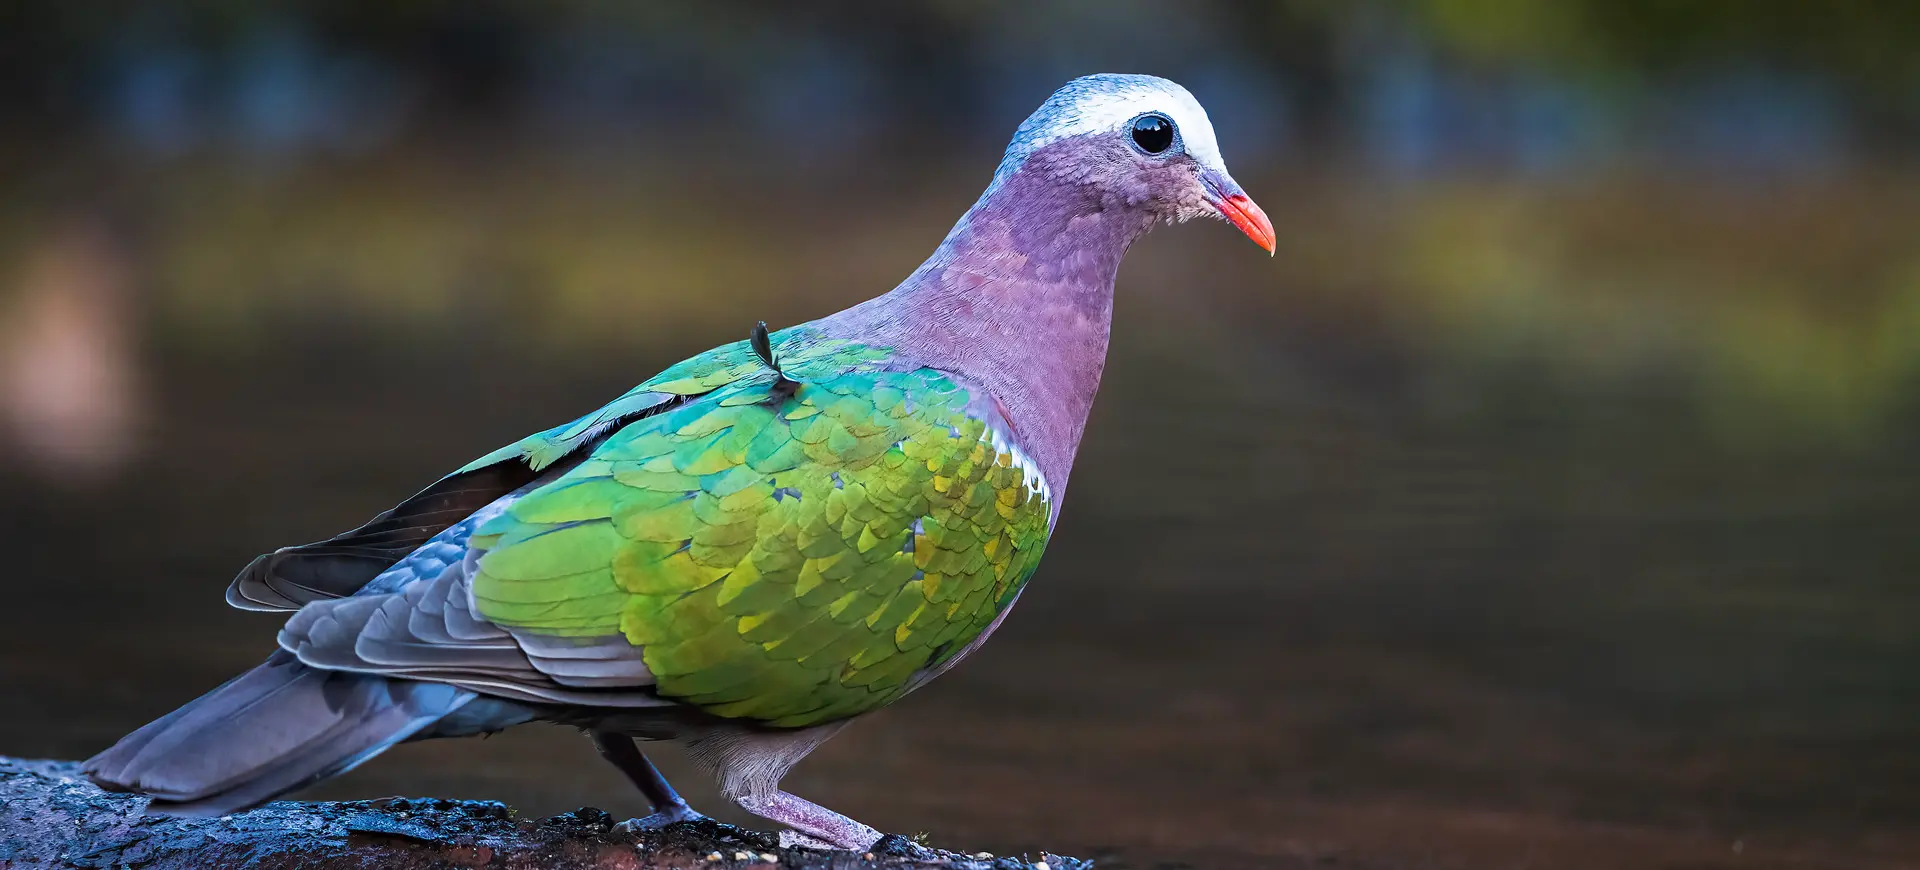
1130, 113, 1175, 154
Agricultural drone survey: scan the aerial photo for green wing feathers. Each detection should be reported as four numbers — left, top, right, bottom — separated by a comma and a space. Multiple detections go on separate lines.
468, 332, 1051, 727
456, 331, 892, 474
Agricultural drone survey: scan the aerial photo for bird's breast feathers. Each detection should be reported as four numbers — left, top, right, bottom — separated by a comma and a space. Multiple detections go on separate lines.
463, 330, 1052, 727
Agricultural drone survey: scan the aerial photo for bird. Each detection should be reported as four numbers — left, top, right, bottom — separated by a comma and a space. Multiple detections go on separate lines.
83, 73, 1274, 851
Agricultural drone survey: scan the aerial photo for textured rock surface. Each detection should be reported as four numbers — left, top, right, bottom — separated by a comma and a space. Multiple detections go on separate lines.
0, 758, 1085, 870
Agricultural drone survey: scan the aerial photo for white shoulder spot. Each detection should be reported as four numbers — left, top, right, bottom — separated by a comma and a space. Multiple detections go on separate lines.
983, 423, 1053, 506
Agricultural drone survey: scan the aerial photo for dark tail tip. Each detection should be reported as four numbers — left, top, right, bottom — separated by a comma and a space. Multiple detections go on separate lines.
84, 651, 471, 816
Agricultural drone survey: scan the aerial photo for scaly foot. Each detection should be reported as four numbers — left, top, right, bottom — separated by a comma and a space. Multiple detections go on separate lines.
778, 829, 844, 850
612, 805, 708, 834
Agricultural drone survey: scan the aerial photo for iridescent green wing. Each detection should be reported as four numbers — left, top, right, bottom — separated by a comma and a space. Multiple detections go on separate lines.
226, 344, 733, 612
456, 336, 800, 475
468, 332, 1051, 727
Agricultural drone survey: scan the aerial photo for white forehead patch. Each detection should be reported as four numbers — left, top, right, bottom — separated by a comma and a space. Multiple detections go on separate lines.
997, 74, 1225, 177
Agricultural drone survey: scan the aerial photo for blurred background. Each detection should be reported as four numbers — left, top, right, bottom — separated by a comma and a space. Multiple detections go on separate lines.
2, 2, 1917, 868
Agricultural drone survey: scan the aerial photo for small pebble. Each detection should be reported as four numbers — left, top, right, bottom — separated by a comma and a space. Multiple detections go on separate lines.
759, 853, 779, 863
863, 853, 876, 861
1036, 862, 1050, 870
734, 850, 751, 861
707, 851, 724, 861
975, 852, 994, 859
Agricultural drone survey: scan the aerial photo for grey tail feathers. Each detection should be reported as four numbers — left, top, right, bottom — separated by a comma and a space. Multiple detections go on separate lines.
83, 651, 473, 816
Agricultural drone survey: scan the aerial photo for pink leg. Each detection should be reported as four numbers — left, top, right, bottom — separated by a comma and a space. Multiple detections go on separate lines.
684, 722, 882, 851
733, 788, 881, 851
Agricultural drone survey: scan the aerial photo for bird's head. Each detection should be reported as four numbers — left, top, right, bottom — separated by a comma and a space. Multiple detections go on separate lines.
990, 73, 1274, 254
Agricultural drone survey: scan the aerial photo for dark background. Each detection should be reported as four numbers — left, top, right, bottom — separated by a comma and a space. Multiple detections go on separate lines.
2, 3, 1917, 868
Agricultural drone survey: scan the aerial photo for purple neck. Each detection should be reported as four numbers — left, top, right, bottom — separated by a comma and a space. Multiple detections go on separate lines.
818, 141, 1158, 495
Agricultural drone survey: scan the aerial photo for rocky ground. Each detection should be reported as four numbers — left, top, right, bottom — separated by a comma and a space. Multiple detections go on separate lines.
0, 758, 1086, 870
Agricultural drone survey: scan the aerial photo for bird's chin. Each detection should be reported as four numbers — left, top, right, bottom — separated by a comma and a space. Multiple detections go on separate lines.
1161, 204, 1206, 225
1164, 196, 1224, 225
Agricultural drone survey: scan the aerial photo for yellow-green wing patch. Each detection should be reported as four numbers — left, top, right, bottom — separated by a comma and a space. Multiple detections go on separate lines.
469, 348, 1050, 728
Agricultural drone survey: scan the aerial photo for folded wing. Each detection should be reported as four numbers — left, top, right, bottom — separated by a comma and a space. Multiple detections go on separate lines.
247, 331, 1052, 729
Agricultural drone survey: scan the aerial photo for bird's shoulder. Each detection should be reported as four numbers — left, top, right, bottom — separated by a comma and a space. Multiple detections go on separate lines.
457, 327, 895, 474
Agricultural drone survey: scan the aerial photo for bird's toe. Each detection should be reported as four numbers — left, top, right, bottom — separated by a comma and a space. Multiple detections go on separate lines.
777, 829, 846, 851
613, 806, 708, 834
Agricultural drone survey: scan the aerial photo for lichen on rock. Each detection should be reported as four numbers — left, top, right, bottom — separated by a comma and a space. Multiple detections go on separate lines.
0, 757, 1086, 870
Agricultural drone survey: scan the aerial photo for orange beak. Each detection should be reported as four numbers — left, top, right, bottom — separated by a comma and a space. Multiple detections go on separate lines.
1202, 171, 1275, 255
1219, 192, 1275, 255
